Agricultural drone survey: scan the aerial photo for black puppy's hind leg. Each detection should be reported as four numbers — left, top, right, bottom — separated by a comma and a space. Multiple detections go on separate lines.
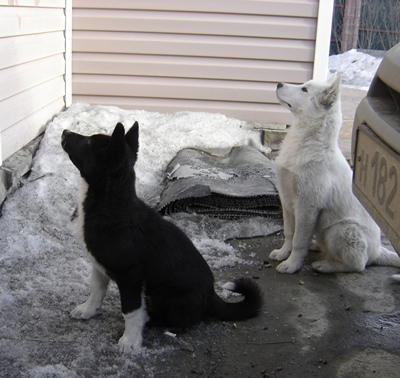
71, 265, 110, 319
116, 274, 148, 354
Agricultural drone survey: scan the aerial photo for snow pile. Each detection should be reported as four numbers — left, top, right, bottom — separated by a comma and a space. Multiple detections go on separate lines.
31, 103, 271, 206
328, 49, 382, 90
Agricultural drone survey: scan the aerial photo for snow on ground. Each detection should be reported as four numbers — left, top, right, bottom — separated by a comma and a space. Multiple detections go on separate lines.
0, 50, 382, 376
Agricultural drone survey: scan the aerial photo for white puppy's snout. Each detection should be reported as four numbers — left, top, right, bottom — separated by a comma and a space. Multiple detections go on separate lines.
277, 82, 284, 89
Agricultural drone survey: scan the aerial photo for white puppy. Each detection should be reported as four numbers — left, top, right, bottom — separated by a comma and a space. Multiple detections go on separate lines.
269, 76, 400, 274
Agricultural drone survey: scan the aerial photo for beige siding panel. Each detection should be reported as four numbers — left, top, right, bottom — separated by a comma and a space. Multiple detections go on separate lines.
73, 53, 312, 83
73, 0, 318, 18
73, 75, 278, 103
72, 1, 318, 124
73, 32, 315, 62
0, 55, 65, 101
73, 95, 291, 125
1, 7, 65, 37
1, 99, 65, 160
1, 77, 65, 131
0, 32, 65, 70
73, 10, 316, 40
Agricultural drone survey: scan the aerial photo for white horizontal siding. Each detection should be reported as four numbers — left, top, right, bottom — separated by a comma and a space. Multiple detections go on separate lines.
0, 1, 65, 7
0, 55, 65, 101
0, 2, 67, 163
1, 7, 65, 37
0, 32, 66, 69
1, 77, 66, 132
2, 99, 65, 161
72, 0, 319, 124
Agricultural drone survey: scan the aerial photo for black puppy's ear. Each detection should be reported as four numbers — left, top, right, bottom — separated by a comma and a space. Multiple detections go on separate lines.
125, 121, 139, 158
107, 123, 126, 159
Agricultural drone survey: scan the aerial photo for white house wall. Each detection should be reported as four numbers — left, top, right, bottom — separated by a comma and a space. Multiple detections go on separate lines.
72, 0, 320, 124
0, 0, 67, 163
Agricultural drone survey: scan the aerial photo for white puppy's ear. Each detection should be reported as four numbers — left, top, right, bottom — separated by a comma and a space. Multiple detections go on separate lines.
319, 75, 341, 108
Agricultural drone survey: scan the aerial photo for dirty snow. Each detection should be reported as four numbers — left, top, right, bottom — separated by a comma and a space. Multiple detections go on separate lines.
0, 50, 381, 376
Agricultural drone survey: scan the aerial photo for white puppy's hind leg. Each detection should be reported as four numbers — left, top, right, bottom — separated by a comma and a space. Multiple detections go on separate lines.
118, 300, 148, 354
71, 266, 110, 319
312, 225, 368, 273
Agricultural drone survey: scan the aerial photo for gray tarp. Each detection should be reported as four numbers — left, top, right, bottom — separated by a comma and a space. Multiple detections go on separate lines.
158, 145, 282, 219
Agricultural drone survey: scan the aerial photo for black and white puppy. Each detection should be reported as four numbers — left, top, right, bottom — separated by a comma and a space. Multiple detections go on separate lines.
61, 122, 263, 353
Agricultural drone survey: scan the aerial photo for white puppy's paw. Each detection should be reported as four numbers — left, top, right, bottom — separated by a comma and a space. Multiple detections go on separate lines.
311, 260, 353, 273
276, 259, 302, 274
269, 248, 290, 262
311, 261, 332, 273
118, 334, 142, 354
70, 302, 98, 320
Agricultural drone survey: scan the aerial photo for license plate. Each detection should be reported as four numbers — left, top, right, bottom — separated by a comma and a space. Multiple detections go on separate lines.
353, 124, 400, 253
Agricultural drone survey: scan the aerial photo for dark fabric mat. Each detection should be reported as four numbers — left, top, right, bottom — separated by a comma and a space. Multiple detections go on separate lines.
158, 145, 282, 220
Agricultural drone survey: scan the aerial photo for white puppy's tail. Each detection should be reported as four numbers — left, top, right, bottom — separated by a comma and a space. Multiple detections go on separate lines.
374, 247, 400, 282
373, 246, 400, 267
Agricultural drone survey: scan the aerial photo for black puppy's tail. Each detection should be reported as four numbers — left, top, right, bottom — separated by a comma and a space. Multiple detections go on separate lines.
211, 277, 263, 321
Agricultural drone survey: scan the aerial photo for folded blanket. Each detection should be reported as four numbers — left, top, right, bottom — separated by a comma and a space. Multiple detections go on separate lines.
158, 145, 282, 220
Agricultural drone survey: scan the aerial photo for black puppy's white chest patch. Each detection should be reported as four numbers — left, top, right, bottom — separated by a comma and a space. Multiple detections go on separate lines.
71, 179, 108, 277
